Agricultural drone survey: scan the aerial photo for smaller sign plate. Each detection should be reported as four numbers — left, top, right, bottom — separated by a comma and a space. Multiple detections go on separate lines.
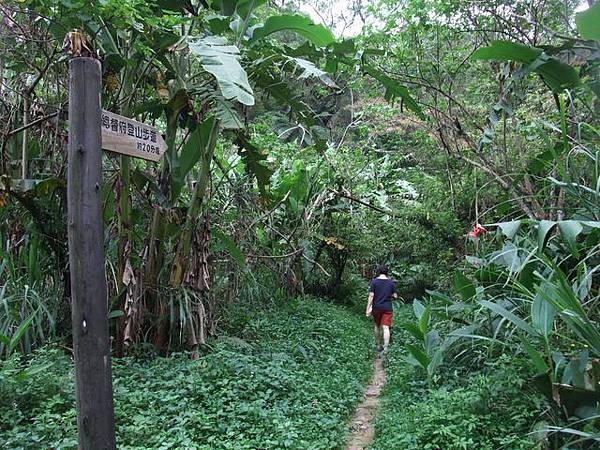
101, 110, 166, 162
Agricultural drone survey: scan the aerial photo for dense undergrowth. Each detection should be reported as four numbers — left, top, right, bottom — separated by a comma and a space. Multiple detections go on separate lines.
0, 298, 372, 450
372, 307, 546, 449
1, 1, 600, 449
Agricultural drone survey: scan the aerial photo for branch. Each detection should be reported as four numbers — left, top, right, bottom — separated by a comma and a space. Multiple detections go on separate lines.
241, 191, 290, 238
301, 253, 330, 278
26, 49, 59, 96
454, 150, 536, 219
247, 249, 302, 259
6, 110, 59, 138
328, 188, 394, 216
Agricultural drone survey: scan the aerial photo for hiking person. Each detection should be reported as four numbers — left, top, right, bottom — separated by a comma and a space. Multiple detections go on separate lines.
366, 265, 397, 352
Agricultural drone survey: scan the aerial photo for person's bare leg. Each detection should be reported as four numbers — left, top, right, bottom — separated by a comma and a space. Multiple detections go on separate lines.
382, 325, 390, 349
374, 324, 381, 350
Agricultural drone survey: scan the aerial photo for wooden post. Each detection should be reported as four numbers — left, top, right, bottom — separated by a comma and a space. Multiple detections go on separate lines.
67, 57, 116, 450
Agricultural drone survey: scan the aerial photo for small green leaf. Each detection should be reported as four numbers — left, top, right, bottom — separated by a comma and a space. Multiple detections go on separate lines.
401, 322, 424, 341
363, 65, 424, 118
178, 117, 219, 184
558, 220, 583, 257
7, 310, 37, 356
531, 283, 556, 337
413, 299, 426, 320
495, 220, 523, 239
25, 362, 55, 378
425, 290, 454, 305
424, 330, 439, 354
108, 310, 125, 319
405, 343, 430, 370
419, 306, 431, 334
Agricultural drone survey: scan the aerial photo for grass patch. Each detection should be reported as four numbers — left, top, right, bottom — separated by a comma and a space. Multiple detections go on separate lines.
1, 298, 373, 449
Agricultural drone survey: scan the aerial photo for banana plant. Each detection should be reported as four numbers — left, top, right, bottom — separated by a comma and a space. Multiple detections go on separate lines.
42, 0, 424, 351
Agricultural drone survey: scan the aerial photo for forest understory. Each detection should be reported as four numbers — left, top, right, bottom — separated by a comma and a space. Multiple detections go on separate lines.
1, 0, 600, 448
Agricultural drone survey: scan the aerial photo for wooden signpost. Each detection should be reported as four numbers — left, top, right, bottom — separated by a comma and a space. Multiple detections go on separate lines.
67, 57, 164, 450
101, 110, 166, 161
68, 57, 116, 450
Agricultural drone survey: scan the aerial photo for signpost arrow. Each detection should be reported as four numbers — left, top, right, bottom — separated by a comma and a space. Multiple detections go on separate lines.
101, 110, 166, 162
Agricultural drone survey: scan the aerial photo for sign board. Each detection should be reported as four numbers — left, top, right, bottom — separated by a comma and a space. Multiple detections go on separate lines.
101, 110, 166, 162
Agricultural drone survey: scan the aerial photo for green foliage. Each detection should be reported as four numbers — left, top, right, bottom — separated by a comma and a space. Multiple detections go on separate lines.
2, 0, 599, 447
171, 116, 220, 201
0, 268, 59, 358
454, 271, 476, 302
0, 299, 372, 449
576, 3, 600, 41
363, 65, 424, 118
212, 229, 246, 268
190, 37, 255, 106
372, 343, 544, 450
249, 14, 335, 47
472, 40, 580, 92
272, 159, 309, 215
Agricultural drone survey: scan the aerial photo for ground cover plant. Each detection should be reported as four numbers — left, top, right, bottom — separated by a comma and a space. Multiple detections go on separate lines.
372, 308, 547, 449
1, 0, 600, 448
0, 298, 372, 449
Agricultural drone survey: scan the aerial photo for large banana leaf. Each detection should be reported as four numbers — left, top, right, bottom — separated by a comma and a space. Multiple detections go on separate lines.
191, 36, 254, 106
249, 14, 335, 47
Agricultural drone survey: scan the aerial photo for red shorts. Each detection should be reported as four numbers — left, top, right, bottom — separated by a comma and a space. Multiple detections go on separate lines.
372, 309, 393, 327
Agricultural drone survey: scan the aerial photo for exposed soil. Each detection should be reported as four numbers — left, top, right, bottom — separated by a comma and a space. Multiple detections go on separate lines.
345, 357, 386, 450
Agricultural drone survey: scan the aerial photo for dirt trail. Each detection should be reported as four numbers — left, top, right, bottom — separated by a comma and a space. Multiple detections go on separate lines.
345, 357, 386, 450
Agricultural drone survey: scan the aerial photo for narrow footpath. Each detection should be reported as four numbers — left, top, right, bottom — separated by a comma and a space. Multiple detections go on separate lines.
345, 357, 386, 450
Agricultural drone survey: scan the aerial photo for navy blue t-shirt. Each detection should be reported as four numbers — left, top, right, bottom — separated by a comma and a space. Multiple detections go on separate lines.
369, 277, 396, 311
